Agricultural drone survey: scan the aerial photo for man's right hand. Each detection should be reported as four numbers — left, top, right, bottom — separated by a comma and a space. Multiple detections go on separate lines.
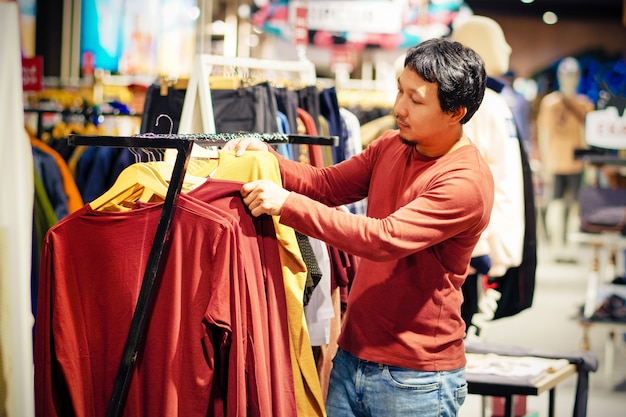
221, 136, 270, 156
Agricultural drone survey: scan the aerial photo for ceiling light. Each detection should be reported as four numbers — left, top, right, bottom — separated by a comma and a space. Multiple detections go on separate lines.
542, 11, 558, 25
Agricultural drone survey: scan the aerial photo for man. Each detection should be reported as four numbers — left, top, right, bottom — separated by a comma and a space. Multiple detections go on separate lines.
224, 38, 494, 417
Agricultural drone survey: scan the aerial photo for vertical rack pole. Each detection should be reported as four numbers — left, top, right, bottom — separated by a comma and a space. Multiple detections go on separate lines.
106, 138, 195, 417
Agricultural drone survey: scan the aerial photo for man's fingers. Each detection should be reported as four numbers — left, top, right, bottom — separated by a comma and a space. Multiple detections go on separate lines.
234, 140, 248, 156
222, 138, 246, 154
222, 137, 268, 156
224, 138, 248, 155
240, 181, 259, 198
241, 181, 263, 216
239, 180, 286, 217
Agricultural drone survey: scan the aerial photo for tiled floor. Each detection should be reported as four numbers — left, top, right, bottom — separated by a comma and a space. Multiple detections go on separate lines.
459, 240, 626, 417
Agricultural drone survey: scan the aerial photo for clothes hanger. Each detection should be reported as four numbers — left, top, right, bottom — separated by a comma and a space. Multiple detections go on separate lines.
88, 145, 169, 211
209, 74, 243, 90
159, 76, 189, 95
89, 162, 170, 211
133, 146, 198, 191
141, 114, 212, 188
159, 111, 220, 164
186, 156, 219, 178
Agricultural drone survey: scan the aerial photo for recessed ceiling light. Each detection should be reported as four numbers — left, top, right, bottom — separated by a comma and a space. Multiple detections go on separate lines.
543, 11, 558, 24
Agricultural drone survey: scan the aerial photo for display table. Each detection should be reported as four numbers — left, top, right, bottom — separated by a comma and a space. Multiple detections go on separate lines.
465, 342, 598, 417
467, 361, 577, 417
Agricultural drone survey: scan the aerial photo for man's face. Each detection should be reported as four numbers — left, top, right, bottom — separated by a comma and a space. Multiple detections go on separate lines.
394, 69, 449, 147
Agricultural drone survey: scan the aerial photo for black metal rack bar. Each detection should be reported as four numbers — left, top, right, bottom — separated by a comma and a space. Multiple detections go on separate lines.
67, 131, 338, 417
73, 132, 339, 147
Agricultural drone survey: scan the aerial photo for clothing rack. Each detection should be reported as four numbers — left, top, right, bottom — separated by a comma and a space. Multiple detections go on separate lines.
163, 54, 318, 163
179, 54, 317, 135
67, 131, 337, 417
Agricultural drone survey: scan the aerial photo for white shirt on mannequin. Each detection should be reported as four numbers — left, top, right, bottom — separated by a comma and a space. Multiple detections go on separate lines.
452, 15, 525, 276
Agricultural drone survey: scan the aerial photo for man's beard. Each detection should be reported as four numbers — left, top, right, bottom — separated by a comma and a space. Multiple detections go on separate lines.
399, 135, 416, 147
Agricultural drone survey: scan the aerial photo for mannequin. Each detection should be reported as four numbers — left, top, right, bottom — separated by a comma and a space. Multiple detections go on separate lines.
451, 15, 512, 79
452, 16, 533, 337
537, 57, 594, 255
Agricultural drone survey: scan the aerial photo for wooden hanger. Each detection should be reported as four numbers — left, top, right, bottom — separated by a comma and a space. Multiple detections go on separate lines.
159, 77, 189, 95
209, 75, 243, 90
163, 144, 219, 164
186, 158, 220, 178
89, 163, 170, 211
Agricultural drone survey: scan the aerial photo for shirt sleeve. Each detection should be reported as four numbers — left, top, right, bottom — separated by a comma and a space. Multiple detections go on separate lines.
279, 169, 489, 263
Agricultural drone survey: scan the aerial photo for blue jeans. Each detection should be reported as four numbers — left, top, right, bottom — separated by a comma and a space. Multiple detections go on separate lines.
326, 348, 467, 417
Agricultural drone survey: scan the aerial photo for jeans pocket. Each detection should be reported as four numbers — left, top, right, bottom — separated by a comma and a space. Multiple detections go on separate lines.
455, 382, 468, 407
384, 366, 439, 391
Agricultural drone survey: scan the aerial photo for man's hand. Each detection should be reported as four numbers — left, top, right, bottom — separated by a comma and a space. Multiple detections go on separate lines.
221, 136, 269, 156
241, 180, 290, 217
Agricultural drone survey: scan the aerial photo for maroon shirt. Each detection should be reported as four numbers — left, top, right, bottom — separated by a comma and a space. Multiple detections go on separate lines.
189, 178, 296, 416
276, 130, 495, 371
34, 190, 279, 416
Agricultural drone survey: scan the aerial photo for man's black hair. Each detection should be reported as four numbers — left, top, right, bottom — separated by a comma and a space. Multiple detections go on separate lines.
404, 38, 487, 124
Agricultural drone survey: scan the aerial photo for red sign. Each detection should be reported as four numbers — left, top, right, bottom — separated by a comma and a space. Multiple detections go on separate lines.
294, 7, 308, 47
22, 56, 43, 91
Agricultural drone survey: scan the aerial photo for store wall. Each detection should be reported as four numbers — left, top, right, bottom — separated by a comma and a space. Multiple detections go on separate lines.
488, 13, 626, 78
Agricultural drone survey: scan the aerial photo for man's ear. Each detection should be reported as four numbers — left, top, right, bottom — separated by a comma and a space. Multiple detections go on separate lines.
449, 106, 467, 125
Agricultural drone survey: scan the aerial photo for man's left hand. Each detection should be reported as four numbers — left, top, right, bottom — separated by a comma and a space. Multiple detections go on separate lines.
240, 180, 290, 217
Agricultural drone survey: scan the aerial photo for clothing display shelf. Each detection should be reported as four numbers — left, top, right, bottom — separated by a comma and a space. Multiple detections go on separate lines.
67, 130, 338, 417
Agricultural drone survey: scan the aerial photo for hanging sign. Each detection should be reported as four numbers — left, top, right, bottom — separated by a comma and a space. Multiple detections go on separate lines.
254, 0, 465, 49
22, 56, 43, 91
289, 0, 403, 35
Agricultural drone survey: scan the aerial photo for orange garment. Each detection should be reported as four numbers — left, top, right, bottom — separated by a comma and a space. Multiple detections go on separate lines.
30, 136, 84, 213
